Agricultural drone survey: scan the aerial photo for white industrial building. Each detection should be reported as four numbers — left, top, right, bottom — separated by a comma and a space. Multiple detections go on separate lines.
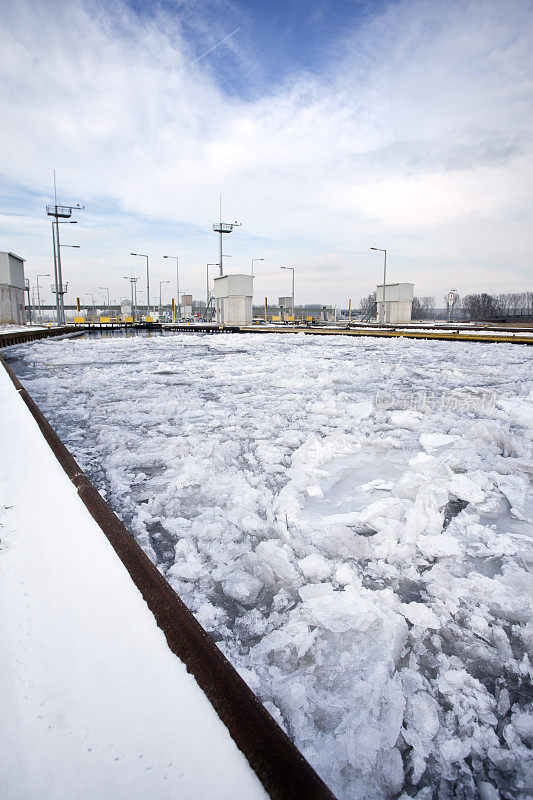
376, 282, 414, 323
213, 275, 253, 326
0, 252, 26, 324
180, 294, 193, 320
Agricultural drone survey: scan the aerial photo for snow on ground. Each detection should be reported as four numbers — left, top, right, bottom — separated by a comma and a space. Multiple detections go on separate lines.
0, 323, 46, 334
7, 331, 533, 800
0, 361, 268, 800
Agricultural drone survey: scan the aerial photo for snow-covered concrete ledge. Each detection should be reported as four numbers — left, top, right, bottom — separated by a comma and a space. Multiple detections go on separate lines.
0, 359, 333, 800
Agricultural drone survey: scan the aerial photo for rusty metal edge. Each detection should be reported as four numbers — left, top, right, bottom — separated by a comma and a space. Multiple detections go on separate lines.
0, 326, 79, 348
1, 356, 337, 800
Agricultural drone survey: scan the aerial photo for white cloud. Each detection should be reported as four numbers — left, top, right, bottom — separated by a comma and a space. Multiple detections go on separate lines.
0, 0, 532, 306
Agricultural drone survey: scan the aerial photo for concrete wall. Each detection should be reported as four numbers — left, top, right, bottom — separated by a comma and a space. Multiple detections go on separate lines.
376, 283, 414, 324
214, 274, 253, 325
0, 284, 25, 324
0, 252, 25, 290
0, 253, 26, 324
216, 296, 252, 326
213, 274, 253, 299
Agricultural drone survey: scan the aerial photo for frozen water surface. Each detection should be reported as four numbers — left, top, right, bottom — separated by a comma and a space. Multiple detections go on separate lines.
8, 332, 533, 800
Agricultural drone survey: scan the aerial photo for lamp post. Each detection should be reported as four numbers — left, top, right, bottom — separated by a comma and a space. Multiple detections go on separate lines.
36, 273, 50, 323
206, 263, 218, 320
251, 258, 264, 278
370, 247, 387, 323
159, 280, 170, 319
124, 276, 139, 320
163, 256, 179, 320
86, 292, 96, 321
281, 266, 295, 317
99, 286, 110, 311
131, 253, 149, 317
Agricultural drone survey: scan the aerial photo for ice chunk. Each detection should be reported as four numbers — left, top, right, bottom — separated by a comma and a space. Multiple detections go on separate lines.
299, 582, 334, 601
255, 540, 299, 588
378, 747, 404, 795
495, 474, 529, 520
361, 479, 394, 492
420, 433, 456, 450
402, 691, 440, 781
222, 571, 263, 606
399, 602, 440, 629
390, 409, 422, 429
304, 589, 380, 634
359, 497, 405, 531
417, 534, 461, 559
449, 474, 485, 504
334, 563, 354, 586
476, 781, 500, 800
298, 553, 333, 581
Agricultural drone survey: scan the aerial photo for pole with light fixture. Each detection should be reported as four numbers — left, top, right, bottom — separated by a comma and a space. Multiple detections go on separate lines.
370, 247, 387, 323
159, 280, 170, 319
99, 286, 110, 311
131, 253, 149, 316
281, 266, 295, 317
251, 258, 264, 278
36, 273, 50, 323
163, 256, 179, 320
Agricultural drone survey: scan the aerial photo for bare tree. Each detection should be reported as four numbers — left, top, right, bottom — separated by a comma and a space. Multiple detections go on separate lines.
411, 296, 435, 320
359, 292, 376, 315
462, 293, 502, 320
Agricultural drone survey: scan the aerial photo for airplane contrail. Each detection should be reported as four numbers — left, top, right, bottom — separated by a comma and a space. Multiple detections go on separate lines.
190, 28, 240, 65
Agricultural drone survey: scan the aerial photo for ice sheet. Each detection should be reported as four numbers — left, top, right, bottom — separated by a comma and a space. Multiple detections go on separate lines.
8, 331, 533, 800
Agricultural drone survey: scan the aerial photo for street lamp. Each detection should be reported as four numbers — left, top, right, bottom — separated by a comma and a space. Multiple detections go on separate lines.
206, 263, 218, 320
163, 256, 179, 320
131, 253, 149, 317
124, 276, 139, 320
99, 286, 110, 310
281, 266, 295, 317
251, 258, 264, 278
159, 280, 170, 318
86, 292, 96, 320
36, 273, 50, 323
370, 247, 387, 324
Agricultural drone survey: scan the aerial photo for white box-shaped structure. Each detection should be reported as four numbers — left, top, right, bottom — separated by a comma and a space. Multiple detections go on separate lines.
0, 252, 25, 324
213, 274, 253, 325
180, 294, 193, 319
376, 282, 414, 324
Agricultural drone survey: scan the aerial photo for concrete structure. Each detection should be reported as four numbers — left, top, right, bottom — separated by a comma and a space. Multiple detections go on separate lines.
120, 300, 132, 321
279, 296, 294, 321
214, 275, 253, 325
181, 294, 193, 319
0, 252, 25, 324
376, 282, 414, 323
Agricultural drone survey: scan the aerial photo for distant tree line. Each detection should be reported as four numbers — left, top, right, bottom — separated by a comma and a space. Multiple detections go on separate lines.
453, 292, 533, 320
357, 290, 533, 321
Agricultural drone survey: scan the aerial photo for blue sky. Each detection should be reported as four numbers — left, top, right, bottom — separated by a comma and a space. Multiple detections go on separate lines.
0, 0, 532, 309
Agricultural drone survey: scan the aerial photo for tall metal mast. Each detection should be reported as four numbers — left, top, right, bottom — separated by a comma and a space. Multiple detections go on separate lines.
46, 172, 84, 325
212, 195, 241, 276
